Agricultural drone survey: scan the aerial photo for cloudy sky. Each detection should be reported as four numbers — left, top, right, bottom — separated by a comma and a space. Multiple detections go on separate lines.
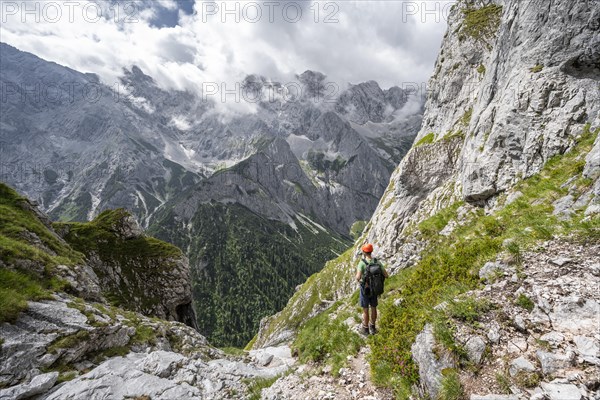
1, 0, 455, 95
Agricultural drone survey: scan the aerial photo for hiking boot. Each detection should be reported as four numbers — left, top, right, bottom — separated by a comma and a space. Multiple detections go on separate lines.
360, 325, 370, 335
369, 324, 377, 335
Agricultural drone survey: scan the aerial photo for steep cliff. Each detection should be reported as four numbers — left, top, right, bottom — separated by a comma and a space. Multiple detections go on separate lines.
252, 0, 599, 398
368, 0, 599, 264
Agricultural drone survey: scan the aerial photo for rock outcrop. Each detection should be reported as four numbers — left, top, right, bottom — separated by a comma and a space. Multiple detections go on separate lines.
0, 183, 295, 399
369, 0, 599, 267
56, 208, 196, 326
0, 295, 294, 400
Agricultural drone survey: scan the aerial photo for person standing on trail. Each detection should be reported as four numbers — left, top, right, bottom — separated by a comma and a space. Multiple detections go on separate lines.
356, 243, 388, 335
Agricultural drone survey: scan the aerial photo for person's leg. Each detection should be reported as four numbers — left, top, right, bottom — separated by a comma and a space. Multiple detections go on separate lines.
363, 308, 370, 327
370, 307, 377, 326
359, 288, 370, 334
368, 297, 379, 334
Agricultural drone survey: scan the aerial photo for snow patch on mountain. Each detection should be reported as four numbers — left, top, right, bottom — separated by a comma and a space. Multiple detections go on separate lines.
171, 116, 192, 131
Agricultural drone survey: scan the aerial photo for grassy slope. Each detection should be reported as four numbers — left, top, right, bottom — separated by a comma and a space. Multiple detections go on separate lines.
371, 125, 599, 394
286, 125, 599, 395
0, 183, 82, 323
0, 183, 188, 324
56, 209, 183, 311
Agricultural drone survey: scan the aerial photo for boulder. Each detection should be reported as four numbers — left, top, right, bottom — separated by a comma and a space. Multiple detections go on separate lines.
536, 350, 575, 375
487, 325, 501, 344
540, 331, 565, 348
479, 262, 508, 281
509, 357, 536, 377
573, 336, 600, 365
465, 336, 487, 365
44, 354, 203, 400
541, 382, 582, 400
139, 351, 186, 378
0, 372, 58, 400
550, 257, 573, 267
411, 324, 455, 399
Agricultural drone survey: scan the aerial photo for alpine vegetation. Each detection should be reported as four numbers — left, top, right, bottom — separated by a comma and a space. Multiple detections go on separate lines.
1, 0, 599, 399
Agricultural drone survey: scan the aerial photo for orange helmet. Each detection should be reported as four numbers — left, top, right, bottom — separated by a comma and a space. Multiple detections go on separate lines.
361, 243, 374, 253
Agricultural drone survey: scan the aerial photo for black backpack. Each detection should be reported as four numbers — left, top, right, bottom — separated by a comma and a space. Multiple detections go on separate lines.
364, 258, 385, 297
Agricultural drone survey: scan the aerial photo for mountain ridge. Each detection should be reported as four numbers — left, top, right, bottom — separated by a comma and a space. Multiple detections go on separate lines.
251, 0, 600, 398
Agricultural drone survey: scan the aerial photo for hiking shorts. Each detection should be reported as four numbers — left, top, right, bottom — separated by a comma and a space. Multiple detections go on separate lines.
360, 287, 378, 308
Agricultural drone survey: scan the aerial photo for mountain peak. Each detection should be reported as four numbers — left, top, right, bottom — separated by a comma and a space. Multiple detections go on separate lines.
122, 65, 155, 86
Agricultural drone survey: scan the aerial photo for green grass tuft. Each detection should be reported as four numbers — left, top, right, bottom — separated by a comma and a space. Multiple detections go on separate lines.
47, 331, 91, 354
432, 315, 469, 361
350, 221, 368, 240
0, 183, 84, 268
0, 269, 54, 324
56, 371, 78, 384
415, 133, 436, 147
220, 347, 246, 356
495, 372, 512, 394
438, 369, 465, 400
514, 371, 541, 388
418, 202, 463, 237
530, 64, 544, 73
460, 108, 473, 127
515, 294, 535, 312
244, 375, 280, 400
461, 4, 503, 46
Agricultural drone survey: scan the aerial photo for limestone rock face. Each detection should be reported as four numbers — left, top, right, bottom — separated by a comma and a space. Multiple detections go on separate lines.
367, 0, 600, 267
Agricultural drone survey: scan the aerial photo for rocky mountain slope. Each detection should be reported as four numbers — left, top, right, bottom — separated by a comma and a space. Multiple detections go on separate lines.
0, 182, 195, 327
0, 182, 296, 399
0, 42, 418, 233
250, 0, 600, 398
0, 42, 421, 345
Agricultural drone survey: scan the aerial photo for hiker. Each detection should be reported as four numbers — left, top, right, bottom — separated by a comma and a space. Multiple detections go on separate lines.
356, 243, 388, 335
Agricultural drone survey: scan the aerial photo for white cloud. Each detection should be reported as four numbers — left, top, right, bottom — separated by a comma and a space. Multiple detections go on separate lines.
0, 0, 455, 109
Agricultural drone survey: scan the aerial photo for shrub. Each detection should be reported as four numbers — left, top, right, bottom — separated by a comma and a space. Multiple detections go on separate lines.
447, 297, 493, 324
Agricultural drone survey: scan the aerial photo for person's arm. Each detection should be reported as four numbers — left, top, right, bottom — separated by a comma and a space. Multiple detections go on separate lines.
355, 261, 364, 283
356, 269, 362, 283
